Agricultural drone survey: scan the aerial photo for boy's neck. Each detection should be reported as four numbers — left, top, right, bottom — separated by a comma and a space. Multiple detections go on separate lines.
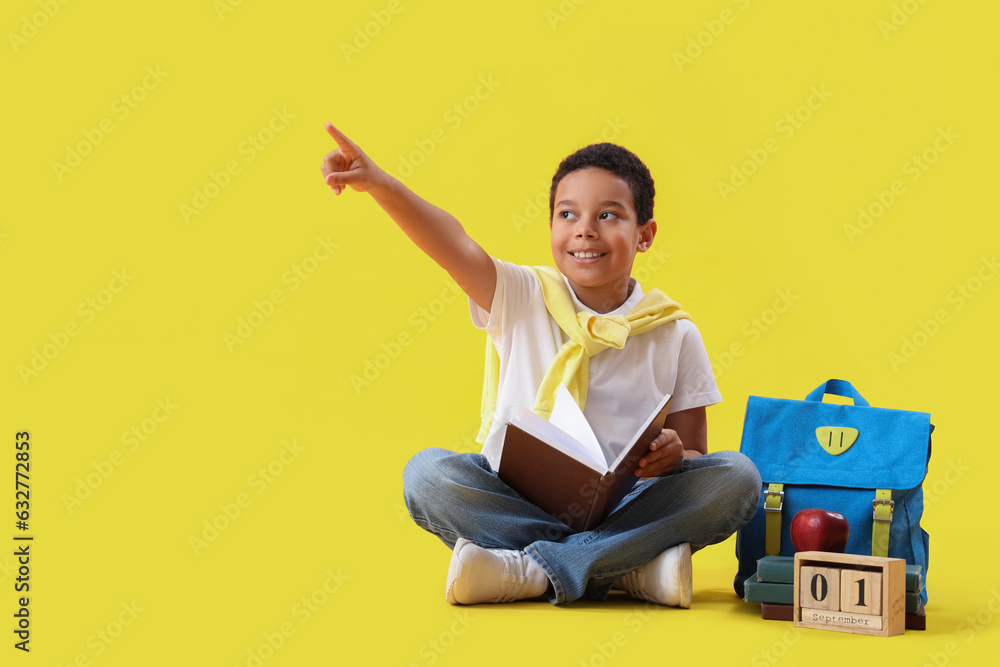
565, 275, 636, 314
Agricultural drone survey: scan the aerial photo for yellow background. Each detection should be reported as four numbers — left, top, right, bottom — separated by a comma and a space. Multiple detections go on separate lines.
3, 0, 999, 664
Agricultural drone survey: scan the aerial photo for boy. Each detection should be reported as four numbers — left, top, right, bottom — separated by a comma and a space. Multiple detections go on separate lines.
321, 122, 761, 607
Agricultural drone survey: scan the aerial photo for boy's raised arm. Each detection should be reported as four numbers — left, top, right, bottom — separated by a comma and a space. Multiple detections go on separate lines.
321, 123, 497, 312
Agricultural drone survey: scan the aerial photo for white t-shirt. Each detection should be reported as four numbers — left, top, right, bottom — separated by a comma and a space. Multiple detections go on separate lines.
471, 257, 722, 471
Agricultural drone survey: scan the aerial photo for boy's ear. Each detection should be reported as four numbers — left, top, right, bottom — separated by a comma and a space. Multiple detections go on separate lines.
637, 219, 657, 252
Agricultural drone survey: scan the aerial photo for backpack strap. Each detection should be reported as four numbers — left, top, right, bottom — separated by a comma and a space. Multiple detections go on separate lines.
764, 483, 785, 556
872, 489, 894, 557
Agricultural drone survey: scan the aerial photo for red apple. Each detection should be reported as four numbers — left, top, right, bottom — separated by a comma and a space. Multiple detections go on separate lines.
790, 508, 850, 553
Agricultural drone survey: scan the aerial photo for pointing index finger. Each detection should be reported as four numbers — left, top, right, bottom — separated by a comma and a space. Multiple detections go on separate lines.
325, 122, 360, 154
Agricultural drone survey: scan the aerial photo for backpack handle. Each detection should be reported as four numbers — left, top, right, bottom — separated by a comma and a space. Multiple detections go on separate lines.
804, 379, 870, 407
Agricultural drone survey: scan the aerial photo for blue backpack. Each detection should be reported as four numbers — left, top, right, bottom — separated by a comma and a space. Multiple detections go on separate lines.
734, 379, 933, 603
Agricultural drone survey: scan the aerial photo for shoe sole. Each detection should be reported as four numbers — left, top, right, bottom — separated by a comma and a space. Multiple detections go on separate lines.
647, 542, 692, 608
445, 537, 472, 604
675, 542, 692, 609
612, 542, 692, 608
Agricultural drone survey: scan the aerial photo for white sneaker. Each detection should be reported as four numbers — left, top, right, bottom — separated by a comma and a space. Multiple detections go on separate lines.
614, 543, 692, 608
446, 538, 550, 604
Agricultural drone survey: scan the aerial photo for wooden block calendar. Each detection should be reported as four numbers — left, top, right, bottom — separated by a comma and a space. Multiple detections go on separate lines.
794, 551, 906, 637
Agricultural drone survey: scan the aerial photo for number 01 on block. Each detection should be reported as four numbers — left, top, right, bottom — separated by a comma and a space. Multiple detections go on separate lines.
793, 552, 906, 637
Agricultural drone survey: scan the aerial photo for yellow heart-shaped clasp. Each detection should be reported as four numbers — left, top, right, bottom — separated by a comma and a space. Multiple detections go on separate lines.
815, 426, 859, 455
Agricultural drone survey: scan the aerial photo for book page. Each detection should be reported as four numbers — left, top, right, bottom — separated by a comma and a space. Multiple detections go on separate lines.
512, 397, 606, 472
607, 392, 673, 471
548, 384, 607, 467
511, 411, 606, 473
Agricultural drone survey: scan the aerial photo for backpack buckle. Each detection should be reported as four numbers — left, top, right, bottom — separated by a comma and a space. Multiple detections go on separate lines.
764, 488, 784, 512
872, 498, 895, 522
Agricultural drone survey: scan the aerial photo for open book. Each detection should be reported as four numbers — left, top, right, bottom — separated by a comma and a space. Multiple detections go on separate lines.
497, 385, 672, 532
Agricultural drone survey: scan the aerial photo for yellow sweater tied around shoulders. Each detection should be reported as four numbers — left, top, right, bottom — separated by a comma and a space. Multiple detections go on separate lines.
476, 265, 689, 444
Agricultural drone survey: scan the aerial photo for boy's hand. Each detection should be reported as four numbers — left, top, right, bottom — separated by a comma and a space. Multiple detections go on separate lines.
319, 121, 497, 311
635, 428, 684, 477
320, 122, 389, 195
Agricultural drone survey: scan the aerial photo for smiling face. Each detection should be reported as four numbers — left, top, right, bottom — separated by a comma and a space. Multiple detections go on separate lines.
550, 167, 657, 313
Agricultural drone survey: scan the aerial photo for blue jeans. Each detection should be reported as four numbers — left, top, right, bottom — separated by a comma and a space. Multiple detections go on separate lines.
402, 448, 761, 604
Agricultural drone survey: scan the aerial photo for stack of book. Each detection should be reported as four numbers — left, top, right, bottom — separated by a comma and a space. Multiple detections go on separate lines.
743, 556, 926, 630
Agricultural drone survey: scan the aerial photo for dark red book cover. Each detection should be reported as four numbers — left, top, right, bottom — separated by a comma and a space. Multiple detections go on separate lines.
498, 395, 672, 532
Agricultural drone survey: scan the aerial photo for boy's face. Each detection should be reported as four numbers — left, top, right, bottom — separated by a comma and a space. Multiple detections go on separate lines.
550, 167, 656, 313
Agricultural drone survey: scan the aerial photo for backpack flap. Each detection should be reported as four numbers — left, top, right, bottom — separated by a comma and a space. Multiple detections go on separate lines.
740, 396, 931, 489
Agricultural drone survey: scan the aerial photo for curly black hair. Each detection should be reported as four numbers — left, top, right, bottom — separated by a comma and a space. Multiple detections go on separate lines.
548, 143, 655, 226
